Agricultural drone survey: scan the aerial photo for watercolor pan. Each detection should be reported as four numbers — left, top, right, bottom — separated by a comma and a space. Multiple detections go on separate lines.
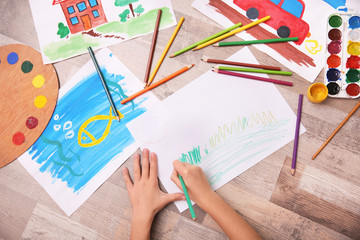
324, 13, 360, 98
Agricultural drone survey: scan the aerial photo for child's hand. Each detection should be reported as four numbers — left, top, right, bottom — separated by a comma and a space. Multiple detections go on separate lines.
171, 160, 214, 208
122, 149, 185, 226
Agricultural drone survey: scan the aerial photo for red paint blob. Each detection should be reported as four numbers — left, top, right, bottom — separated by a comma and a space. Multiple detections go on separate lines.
328, 41, 342, 54
346, 56, 360, 69
346, 83, 360, 96
26, 116, 38, 129
327, 55, 341, 68
13, 132, 25, 145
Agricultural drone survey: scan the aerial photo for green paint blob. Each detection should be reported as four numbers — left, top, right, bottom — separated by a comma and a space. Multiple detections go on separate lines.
346, 69, 360, 83
21, 61, 33, 73
329, 15, 342, 28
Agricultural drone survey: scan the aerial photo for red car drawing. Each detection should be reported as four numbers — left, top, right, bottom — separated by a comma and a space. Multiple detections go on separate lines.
233, 0, 310, 45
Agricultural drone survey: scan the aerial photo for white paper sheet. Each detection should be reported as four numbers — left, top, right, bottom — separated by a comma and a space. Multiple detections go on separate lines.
19, 48, 159, 216
127, 47, 306, 212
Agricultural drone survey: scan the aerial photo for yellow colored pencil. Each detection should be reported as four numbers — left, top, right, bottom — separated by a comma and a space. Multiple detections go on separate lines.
193, 15, 270, 51
147, 17, 185, 87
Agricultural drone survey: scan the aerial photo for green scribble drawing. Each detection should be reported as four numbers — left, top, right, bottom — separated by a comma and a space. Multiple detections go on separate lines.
209, 111, 276, 149
105, 78, 135, 110
57, 22, 70, 38
43, 7, 174, 61
179, 146, 202, 165
177, 110, 290, 186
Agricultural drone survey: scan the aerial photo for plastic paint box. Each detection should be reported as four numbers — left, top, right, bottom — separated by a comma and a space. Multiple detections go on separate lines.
324, 13, 360, 98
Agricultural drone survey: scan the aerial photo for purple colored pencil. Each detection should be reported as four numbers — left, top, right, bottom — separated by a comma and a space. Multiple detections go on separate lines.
213, 69, 293, 86
291, 94, 303, 176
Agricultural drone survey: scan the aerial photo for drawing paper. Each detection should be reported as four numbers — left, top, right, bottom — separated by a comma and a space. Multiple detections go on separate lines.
192, 0, 359, 82
19, 48, 159, 216
127, 47, 306, 212
29, 0, 176, 63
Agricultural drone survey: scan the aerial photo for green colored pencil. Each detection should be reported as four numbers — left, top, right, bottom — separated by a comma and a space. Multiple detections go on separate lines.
170, 22, 242, 57
214, 37, 299, 46
178, 174, 197, 220
215, 65, 292, 76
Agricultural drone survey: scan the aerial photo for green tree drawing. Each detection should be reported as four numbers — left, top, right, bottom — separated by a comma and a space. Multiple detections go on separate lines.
134, 4, 144, 15
57, 22, 69, 38
114, 0, 139, 18
119, 9, 130, 22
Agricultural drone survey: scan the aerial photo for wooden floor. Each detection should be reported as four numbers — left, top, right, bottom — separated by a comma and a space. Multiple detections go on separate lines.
1, 0, 359, 239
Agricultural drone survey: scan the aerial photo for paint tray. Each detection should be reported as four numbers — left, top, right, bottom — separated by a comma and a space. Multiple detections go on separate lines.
324, 12, 360, 98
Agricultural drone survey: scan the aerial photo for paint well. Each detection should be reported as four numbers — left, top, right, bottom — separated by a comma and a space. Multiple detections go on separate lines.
328, 29, 342, 41
26, 116, 39, 129
346, 56, 360, 69
347, 42, 360, 55
329, 15, 342, 28
327, 68, 341, 81
346, 83, 360, 96
349, 29, 360, 42
7, 52, 18, 65
13, 132, 25, 145
327, 55, 341, 68
34, 95, 47, 108
32, 74, 45, 88
346, 69, 360, 83
21, 61, 33, 73
328, 41, 342, 54
327, 82, 340, 95
349, 16, 360, 29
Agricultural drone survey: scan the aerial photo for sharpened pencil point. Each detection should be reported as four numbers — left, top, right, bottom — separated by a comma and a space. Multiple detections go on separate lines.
213, 43, 219, 47
116, 116, 120, 122
291, 169, 295, 176
201, 58, 208, 62
169, 54, 175, 58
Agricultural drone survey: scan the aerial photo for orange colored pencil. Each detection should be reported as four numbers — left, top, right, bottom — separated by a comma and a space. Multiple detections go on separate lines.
121, 64, 195, 104
312, 101, 360, 159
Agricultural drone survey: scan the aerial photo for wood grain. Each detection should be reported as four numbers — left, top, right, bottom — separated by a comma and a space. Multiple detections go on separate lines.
0, 0, 359, 239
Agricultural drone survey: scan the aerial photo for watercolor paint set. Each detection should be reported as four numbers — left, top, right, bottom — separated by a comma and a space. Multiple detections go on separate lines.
324, 12, 360, 98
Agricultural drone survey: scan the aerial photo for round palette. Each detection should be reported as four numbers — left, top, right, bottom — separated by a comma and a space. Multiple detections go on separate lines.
0, 44, 59, 168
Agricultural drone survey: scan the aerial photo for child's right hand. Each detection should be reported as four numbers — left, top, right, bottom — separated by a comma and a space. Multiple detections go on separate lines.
171, 160, 214, 208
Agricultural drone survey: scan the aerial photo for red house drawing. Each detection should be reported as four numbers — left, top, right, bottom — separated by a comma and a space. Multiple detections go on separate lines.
53, 0, 108, 34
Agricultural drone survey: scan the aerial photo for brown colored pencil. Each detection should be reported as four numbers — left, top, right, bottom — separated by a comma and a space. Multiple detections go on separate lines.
121, 64, 194, 104
202, 58, 281, 71
144, 9, 162, 85
312, 101, 360, 159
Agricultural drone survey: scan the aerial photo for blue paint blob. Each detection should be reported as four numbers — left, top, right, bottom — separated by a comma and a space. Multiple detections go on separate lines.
7, 52, 19, 65
327, 68, 341, 81
349, 16, 360, 29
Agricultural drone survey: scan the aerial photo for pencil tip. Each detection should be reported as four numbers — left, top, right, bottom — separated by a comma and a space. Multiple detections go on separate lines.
188, 64, 195, 69
116, 116, 121, 122
169, 54, 174, 58
213, 43, 219, 47
201, 58, 208, 62
291, 169, 295, 176
192, 47, 198, 51
192, 217, 197, 221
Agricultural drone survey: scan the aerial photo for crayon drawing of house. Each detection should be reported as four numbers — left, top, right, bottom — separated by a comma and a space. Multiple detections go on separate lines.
53, 0, 108, 34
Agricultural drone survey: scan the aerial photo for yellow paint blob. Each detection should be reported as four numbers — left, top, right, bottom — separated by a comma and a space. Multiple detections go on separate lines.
34, 95, 47, 108
347, 42, 360, 55
32, 74, 45, 88
307, 83, 328, 103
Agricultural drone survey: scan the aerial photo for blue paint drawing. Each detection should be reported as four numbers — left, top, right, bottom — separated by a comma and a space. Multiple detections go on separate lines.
28, 67, 148, 192
321, 0, 346, 10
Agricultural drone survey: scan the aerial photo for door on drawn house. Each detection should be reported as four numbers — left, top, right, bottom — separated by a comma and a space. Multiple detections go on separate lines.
80, 15, 92, 31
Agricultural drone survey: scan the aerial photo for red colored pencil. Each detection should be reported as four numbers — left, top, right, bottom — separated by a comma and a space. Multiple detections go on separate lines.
121, 64, 195, 104
212, 69, 293, 86
202, 58, 281, 71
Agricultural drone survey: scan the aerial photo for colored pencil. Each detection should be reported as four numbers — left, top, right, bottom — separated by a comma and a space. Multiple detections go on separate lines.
193, 16, 270, 51
179, 174, 197, 220
170, 21, 243, 57
202, 58, 281, 71
121, 64, 194, 104
144, 9, 162, 85
292, 94, 303, 176
213, 69, 293, 86
214, 37, 299, 47
214, 65, 292, 76
146, 17, 185, 87
88, 47, 120, 122
312, 101, 360, 160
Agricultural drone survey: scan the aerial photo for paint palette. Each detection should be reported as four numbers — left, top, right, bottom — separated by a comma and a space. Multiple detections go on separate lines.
324, 13, 360, 98
0, 44, 59, 168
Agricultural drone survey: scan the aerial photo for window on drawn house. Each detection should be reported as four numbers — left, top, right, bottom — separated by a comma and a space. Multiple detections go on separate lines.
89, 0, 98, 7
77, 2, 87, 12
92, 10, 100, 18
70, 16, 79, 25
67, 6, 75, 14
